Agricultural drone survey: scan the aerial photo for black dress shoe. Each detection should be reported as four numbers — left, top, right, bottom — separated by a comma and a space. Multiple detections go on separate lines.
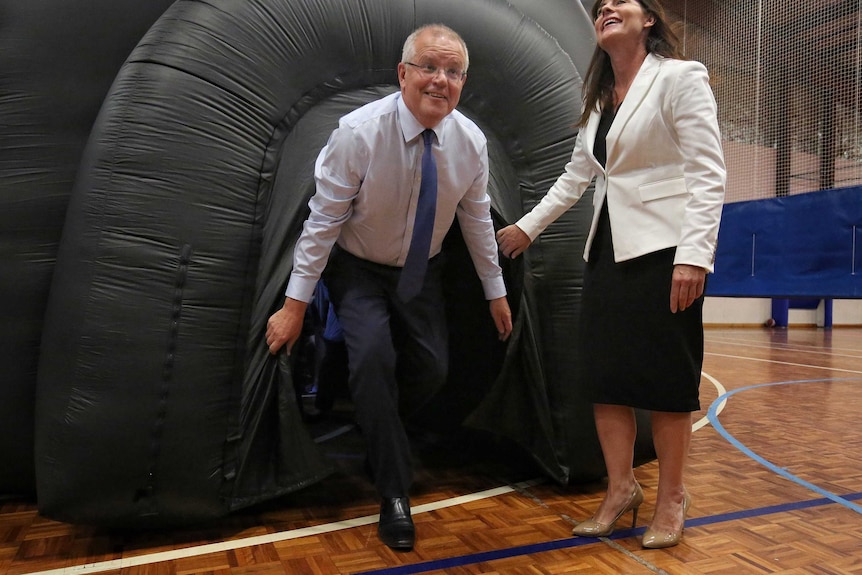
378, 497, 415, 550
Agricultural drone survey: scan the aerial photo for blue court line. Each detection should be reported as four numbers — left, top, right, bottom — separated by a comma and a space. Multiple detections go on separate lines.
357, 491, 862, 575
707, 377, 862, 515
356, 377, 862, 575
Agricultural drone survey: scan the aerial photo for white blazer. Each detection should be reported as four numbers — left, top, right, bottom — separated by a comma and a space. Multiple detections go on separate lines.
516, 53, 726, 272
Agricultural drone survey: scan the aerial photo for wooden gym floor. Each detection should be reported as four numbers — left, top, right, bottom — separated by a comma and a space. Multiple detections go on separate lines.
2, 326, 861, 575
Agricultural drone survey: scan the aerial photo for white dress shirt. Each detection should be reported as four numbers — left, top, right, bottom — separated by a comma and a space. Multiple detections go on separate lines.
286, 91, 506, 303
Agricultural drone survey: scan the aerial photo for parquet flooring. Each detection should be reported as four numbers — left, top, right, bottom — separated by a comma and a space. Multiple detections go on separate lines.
2, 327, 862, 575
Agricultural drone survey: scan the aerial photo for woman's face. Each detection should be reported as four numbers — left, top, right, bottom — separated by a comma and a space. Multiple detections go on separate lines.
593, 0, 655, 51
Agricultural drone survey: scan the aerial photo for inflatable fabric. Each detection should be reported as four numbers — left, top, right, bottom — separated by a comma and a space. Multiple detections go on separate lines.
3, 0, 661, 526
0, 0, 178, 497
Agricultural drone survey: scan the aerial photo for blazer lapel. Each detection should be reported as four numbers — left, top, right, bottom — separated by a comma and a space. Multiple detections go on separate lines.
605, 53, 662, 159
580, 111, 604, 172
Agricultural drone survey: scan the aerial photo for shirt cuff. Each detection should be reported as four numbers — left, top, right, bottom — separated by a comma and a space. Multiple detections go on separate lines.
481, 276, 508, 300
285, 275, 318, 304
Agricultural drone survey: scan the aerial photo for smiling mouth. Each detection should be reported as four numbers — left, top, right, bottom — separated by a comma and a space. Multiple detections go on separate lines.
425, 92, 447, 100
602, 18, 621, 30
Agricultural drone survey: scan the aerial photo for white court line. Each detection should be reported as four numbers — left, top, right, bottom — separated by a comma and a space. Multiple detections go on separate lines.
23, 480, 542, 575
694, 371, 726, 432
706, 351, 862, 376
24, 372, 728, 575
704, 337, 862, 359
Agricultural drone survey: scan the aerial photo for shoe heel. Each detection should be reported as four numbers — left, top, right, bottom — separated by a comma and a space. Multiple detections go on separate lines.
572, 483, 643, 537
629, 483, 644, 528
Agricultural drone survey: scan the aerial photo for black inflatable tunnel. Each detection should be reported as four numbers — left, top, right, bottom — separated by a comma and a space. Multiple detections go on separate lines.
0, 0, 179, 497
35, 0, 655, 527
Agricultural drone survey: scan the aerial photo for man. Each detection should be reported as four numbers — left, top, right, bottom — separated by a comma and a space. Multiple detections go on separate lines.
266, 24, 512, 551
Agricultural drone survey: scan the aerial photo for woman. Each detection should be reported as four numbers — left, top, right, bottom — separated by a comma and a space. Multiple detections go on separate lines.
497, 0, 725, 549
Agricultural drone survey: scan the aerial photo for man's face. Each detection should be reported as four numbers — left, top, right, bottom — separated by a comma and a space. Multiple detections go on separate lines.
397, 30, 467, 128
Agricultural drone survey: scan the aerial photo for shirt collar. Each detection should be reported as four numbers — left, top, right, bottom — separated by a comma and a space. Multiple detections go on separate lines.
396, 93, 441, 145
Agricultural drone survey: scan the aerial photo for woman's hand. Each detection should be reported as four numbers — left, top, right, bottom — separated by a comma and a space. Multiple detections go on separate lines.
670, 264, 706, 313
496, 225, 532, 259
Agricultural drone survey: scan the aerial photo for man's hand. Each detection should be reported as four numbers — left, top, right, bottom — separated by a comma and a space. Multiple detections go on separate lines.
265, 297, 308, 355
670, 264, 706, 313
496, 225, 532, 259
489, 296, 513, 341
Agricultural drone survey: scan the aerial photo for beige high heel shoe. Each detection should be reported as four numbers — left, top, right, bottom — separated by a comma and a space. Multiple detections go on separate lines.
572, 483, 644, 537
641, 489, 692, 549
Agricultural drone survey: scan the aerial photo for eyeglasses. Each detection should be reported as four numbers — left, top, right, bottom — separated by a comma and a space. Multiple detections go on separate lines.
404, 62, 466, 82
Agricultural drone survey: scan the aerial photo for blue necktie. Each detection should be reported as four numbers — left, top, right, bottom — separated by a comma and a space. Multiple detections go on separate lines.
397, 129, 437, 301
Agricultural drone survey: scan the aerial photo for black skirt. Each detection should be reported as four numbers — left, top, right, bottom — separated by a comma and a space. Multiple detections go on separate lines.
578, 203, 703, 412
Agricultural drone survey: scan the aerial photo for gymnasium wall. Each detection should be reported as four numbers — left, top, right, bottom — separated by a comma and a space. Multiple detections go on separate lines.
669, 0, 862, 326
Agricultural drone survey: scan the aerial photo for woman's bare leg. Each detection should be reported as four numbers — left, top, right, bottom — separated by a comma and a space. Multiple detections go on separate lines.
589, 403, 640, 525
649, 410, 692, 533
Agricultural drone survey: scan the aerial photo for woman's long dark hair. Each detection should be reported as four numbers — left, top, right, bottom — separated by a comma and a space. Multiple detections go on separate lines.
577, 0, 685, 127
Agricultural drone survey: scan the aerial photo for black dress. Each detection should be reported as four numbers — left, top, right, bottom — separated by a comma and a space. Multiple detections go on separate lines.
579, 106, 703, 412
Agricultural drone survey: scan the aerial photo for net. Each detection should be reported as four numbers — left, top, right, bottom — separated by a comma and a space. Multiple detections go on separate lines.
670, 0, 862, 203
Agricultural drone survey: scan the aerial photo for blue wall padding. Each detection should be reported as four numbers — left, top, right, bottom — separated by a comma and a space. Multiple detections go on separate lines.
708, 186, 862, 298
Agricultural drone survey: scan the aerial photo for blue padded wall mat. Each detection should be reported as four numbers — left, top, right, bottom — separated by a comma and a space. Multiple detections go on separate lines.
708, 185, 862, 298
